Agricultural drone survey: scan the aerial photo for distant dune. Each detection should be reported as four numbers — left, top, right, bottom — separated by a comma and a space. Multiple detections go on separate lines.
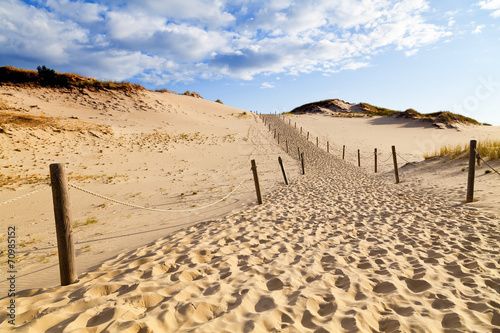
1, 68, 499, 332
289, 98, 484, 128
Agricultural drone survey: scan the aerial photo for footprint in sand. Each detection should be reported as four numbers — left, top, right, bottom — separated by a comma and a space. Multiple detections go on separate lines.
405, 278, 432, 293
373, 281, 397, 294
335, 275, 351, 291
266, 277, 284, 291
442, 313, 462, 329
255, 296, 276, 312
378, 318, 401, 332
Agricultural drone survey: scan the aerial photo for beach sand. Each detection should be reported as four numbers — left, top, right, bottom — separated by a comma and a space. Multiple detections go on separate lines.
1, 89, 499, 332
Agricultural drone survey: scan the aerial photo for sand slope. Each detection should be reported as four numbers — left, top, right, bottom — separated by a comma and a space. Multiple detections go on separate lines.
1, 114, 498, 332
0, 86, 299, 291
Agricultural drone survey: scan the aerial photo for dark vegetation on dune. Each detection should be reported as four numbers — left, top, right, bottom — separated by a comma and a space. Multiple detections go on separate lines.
0, 66, 144, 91
0, 66, 219, 102
289, 99, 485, 126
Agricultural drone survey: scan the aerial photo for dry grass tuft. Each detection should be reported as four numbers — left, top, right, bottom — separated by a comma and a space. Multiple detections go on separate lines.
0, 110, 112, 134
424, 139, 500, 160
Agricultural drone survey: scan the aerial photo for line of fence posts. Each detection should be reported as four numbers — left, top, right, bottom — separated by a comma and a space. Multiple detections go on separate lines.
272, 117, 484, 205
46, 117, 487, 287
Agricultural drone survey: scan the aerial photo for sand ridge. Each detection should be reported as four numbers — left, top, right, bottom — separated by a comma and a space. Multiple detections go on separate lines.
1, 114, 498, 332
0, 86, 300, 291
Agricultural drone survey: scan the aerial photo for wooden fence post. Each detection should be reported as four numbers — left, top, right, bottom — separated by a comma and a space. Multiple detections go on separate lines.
251, 160, 263, 205
277, 133, 280, 144
301, 152, 305, 175
374, 148, 378, 173
307, 132, 309, 141
466, 140, 477, 203
342, 145, 345, 160
316, 137, 319, 147
286, 139, 289, 153
278, 157, 289, 185
327, 141, 330, 153
392, 146, 400, 184
358, 150, 361, 167
49, 163, 77, 286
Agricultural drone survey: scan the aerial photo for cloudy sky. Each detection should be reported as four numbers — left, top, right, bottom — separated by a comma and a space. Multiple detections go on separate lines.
1, 0, 499, 125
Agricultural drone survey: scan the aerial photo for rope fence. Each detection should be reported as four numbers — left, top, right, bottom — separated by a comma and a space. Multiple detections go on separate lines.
261, 113, 499, 199
68, 168, 253, 213
475, 148, 500, 176
1, 184, 51, 206
2, 111, 497, 288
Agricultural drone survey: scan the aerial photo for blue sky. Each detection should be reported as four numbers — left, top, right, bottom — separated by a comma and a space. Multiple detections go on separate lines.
1, 0, 499, 125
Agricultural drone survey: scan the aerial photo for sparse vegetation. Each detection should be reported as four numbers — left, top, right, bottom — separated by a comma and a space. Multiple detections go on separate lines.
183, 91, 203, 98
359, 103, 400, 116
215, 99, 223, 104
424, 139, 500, 160
1, 66, 144, 91
73, 216, 98, 229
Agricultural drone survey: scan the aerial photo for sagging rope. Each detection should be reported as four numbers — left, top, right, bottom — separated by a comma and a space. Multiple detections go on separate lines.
475, 149, 500, 176
1, 183, 51, 206
69, 168, 253, 213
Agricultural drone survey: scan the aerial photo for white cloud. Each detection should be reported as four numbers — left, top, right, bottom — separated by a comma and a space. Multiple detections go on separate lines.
472, 24, 486, 34
405, 49, 419, 57
44, 0, 107, 24
477, 0, 500, 18
261, 82, 275, 88
0, 0, 89, 63
0, 0, 451, 83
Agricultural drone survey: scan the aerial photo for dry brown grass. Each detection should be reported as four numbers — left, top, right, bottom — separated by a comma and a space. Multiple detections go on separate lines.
424, 139, 500, 160
0, 110, 111, 134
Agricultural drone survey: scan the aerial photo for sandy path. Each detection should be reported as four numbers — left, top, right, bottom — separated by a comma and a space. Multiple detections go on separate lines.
1, 115, 498, 332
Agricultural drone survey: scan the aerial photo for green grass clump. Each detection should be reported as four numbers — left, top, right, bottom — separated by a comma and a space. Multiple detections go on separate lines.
424, 139, 500, 160
359, 103, 400, 116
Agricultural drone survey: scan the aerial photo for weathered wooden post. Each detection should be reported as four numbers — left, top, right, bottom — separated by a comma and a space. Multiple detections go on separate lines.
307, 132, 309, 141
301, 152, 305, 175
277, 133, 280, 144
300, 127, 302, 134
327, 141, 330, 153
49, 163, 77, 286
466, 140, 477, 203
392, 146, 400, 184
251, 160, 263, 205
374, 148, 378, 173
342, 145, 345, 160
278, 157, 288, 185
358, 150, 361, 167
316, 137, 319, 147
286, 139, 289, 153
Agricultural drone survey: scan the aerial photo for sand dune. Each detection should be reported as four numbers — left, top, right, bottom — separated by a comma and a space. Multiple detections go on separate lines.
1, 108, 499, 332
0, 86, 299, 291
1, 88, 499, 332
